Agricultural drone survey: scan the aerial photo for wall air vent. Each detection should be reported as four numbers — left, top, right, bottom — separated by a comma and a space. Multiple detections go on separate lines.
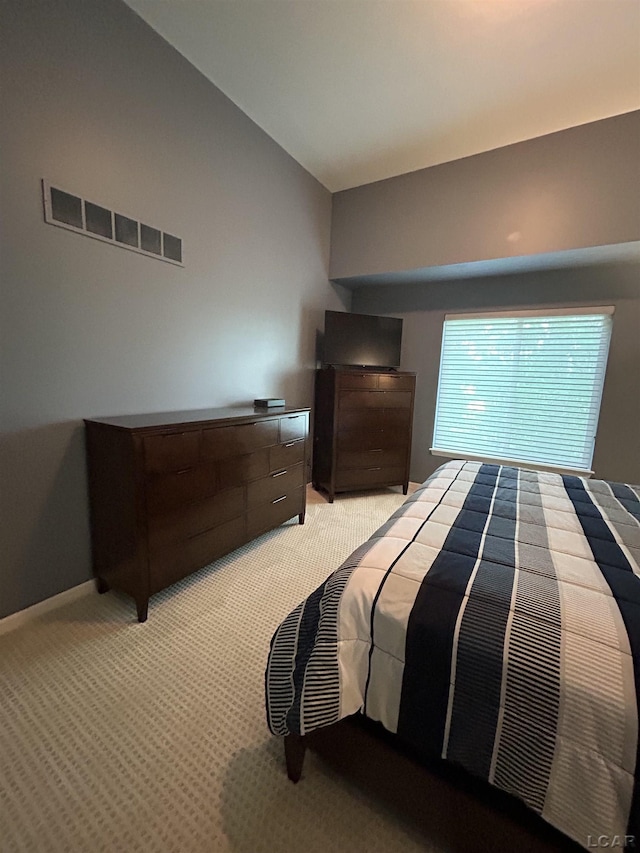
42, 180, 183, 266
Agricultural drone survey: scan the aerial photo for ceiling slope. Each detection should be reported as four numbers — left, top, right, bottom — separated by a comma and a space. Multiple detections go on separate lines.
125, 0, 640, 191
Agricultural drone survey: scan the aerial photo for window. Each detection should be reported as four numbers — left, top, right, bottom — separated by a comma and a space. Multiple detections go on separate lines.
431, 308, 613, 475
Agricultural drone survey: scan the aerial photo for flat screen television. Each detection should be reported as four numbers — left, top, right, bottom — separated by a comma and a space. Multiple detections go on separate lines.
323, 310, 403, 368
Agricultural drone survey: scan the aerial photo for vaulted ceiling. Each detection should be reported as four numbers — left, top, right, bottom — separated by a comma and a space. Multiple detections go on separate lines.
125, 1, 640, 192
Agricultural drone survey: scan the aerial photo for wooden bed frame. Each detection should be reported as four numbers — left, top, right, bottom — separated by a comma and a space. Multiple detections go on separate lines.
284, 732, 307, 783
282, 717, 583, 853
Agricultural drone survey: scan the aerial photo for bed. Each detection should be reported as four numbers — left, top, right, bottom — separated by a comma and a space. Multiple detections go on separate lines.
265, 460, 640, 850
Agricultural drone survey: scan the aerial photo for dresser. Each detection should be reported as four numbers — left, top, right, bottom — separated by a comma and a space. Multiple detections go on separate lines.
312, 368, 415, 502
84, 406, 309, 621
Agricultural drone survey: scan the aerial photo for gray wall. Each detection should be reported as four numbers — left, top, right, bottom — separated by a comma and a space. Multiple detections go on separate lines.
331, 111, 640, 280
0, 0, 349, 619
2, 1, 637, 622
352, 261, 640, 485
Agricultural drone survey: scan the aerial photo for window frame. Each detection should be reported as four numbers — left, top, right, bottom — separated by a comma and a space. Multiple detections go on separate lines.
430, 306, 614, 477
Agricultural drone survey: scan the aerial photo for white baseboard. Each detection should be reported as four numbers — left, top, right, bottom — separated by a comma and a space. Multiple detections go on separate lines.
0, 580, 95, 637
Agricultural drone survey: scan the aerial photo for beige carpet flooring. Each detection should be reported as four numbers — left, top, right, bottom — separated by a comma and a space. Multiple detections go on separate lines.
1, 485, 457, 853
0, 485, 579, 853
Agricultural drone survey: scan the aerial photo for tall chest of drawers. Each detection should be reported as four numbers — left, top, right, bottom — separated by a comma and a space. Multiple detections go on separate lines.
84, 406, 309, 621
312, 368, 415, 502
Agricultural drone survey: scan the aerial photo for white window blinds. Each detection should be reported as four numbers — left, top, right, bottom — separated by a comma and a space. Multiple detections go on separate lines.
431, 308, 613, 474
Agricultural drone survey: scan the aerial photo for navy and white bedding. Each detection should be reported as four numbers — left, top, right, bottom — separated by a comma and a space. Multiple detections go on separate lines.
265, 460, 640, 849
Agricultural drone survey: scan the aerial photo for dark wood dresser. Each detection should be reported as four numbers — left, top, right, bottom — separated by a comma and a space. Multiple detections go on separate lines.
84, 406, 309, 621
312, 368, 415, 502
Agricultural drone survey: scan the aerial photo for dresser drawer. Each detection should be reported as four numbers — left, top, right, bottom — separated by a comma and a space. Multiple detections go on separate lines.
338, 408, 412, 433
246, 487, 304, 539
217, 449, 270, 489
378, 374, 414, 391
143, 430, 201, 473
247, 463, 304, 508
147, 486, 244, 550
201, 420, 278, 460
145, 461, 217, 515
149, 515, 246, 593
184, 515, 246, 574
279, 414, 307, 443
335, 466, 406, 490
338, 426, 407, 452
339, 390, 412, 409
337, 373, 378, 390
270, 438, 305, 471
338, 448, 406, 469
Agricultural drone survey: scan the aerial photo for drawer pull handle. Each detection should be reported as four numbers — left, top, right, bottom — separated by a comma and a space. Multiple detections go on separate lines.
370, 449, 383, 453
272, 469, 287, 478
175, 468, 191, 475
272, 495, 287, 504
367, 467, 382, 471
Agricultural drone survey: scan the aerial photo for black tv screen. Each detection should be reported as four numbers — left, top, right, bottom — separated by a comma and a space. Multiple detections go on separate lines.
323, 311, 403, 368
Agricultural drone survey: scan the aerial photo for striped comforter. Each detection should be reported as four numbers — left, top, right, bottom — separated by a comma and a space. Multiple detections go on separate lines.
265, 461, 640, 849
